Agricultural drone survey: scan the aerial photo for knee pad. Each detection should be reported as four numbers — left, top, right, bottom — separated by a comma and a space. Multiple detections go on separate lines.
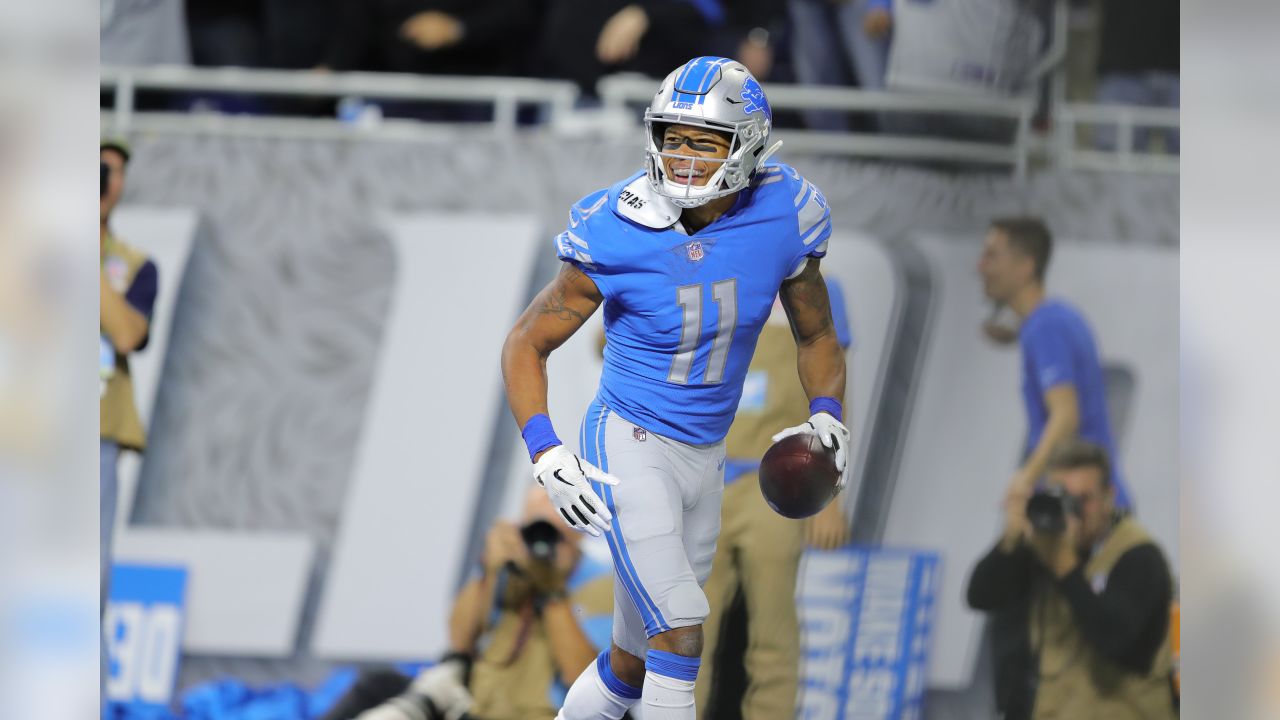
663, 582, 710, 630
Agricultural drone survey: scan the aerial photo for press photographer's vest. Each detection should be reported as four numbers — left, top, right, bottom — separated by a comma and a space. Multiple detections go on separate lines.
101, 235, 148, 451
469, 572, 613, 720
1030, 517, 1175, 720
722, 322, 810, 461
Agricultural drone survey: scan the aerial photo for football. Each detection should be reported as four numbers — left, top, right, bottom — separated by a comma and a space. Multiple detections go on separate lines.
758, 432, 840, 519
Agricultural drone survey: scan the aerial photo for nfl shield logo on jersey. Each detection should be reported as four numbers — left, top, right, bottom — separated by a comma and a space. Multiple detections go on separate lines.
686, 241, 705, 262
633, 427, 647, 442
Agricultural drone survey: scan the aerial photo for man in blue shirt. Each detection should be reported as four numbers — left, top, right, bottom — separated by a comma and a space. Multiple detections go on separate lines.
502, 57, 850, 720
978, 217, 1131, 510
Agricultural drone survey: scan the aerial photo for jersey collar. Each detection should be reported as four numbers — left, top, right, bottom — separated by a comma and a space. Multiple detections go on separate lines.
615, 175, 681, 230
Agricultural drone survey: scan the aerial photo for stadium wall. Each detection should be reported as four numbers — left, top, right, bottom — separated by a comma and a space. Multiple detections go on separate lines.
111, 130, 1178, 697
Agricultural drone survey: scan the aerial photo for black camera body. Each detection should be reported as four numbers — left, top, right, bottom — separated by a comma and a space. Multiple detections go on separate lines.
519, 519, 561, 564
1025, 487, 1081, 534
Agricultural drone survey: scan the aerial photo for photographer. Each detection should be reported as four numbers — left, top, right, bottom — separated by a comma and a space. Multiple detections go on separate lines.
100, 139, 158, 607
966, 440, 1176, 720
323, 488, 615, 720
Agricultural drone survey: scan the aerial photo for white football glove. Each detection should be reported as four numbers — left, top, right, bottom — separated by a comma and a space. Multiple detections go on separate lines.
532, 445, 620, 537
772, 413, 852, 491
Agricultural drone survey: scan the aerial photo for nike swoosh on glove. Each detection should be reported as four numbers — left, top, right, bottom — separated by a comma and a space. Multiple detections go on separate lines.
532, 445, 620, 537
771, 413, 852, 491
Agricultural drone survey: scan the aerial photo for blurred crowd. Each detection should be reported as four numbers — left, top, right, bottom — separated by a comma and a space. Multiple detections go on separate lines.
101, 0, 1178, 140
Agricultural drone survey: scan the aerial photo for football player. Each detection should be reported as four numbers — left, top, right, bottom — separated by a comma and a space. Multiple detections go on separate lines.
501, 56, 849, 720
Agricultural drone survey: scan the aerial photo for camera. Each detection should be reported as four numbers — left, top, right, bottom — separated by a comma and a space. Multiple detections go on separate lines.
1025, 487, 1081, 534
519, 519, 561, 564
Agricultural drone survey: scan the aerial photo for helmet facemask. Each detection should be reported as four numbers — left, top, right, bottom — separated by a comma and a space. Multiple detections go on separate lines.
644, 115, 766, 209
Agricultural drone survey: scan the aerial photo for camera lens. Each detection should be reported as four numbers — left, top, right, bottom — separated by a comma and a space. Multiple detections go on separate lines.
520, 519, 561, 563
1026, 489, 1067, 534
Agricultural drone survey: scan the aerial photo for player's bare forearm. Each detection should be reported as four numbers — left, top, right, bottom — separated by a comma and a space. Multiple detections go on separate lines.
100, 270, 149, 353
540, 598, 599, 681
795, 334, 845, 403
501, 263, 604, 428
781, 259, 847, 403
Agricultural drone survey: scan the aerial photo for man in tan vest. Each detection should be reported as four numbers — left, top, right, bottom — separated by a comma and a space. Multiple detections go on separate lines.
696, 282, 854, 719
966, 439, 1176, 720
100, 138, 158, 606
322, 488, 618, 720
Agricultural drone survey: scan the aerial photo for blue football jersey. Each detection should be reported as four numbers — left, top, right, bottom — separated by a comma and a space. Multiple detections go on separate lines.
555, 163, 832, 445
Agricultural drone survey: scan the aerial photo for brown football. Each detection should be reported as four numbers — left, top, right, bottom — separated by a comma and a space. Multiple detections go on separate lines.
758, 432, 840, 519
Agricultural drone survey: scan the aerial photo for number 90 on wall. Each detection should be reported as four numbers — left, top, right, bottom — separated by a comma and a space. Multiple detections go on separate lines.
105, 565, 188, 710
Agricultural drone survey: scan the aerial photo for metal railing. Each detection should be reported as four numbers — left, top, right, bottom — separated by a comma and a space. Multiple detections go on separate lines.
1055, 103, 1180, 174
596, 74, 1035, 176
100, 63, 1177, 176
100, 65, 579, 136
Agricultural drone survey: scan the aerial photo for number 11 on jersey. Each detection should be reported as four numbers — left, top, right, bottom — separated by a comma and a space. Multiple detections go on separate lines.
668, 278, 738, 385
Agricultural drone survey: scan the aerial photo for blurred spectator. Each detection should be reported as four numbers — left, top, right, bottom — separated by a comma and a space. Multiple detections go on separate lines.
99, 139, 158, 607
322, 0, 538, 77
977, 217, 1132, 510
724, 0, 789, 82
966, 440, 1176, 719
186, 0, 262, 68
886, 0, 1046, 96
787, 0, 892, 130
262, 0, 340, 70
1093, 0, 1179, 152
536, 0, 785, 97
102, 0, 191, 65
696, 285, 853, 719
184, 0, 336, 70
320, 487, 616, 720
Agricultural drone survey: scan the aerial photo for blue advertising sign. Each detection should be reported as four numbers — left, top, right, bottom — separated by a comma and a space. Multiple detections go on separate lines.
798, 547, 940, 720
105, 564, 188, 716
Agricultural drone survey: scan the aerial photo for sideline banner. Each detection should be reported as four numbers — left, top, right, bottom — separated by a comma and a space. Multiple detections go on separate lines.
798, 547, 940, 720
105, 564, 188, 716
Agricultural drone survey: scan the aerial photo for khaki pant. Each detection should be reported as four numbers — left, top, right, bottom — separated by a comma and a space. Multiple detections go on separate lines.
696, 472, 804, 719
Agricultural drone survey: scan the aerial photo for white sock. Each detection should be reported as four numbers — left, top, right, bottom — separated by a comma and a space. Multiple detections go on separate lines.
641, 650, 699, 719
557, 650, 641, 720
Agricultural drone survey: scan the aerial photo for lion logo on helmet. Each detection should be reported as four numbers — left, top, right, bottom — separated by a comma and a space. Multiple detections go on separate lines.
740, 77, 771, 121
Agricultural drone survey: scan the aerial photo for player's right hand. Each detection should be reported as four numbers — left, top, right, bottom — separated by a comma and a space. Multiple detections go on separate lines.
532, 445, 620, 537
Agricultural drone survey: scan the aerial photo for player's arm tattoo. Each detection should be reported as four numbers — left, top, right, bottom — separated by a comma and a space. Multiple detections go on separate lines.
519, 263, 603, 348
534, 264, 591, 324
781, 259, 835, 345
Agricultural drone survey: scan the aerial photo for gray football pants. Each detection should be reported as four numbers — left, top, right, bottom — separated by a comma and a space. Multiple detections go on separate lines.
579, 398, 725, 660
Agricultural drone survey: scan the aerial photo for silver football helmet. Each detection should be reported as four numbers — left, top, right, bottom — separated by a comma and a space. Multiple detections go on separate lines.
644, 57, 783, 208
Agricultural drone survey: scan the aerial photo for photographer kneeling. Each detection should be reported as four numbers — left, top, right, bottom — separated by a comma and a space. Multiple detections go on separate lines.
967, 440, 1176, 720
324, 488, 614, 720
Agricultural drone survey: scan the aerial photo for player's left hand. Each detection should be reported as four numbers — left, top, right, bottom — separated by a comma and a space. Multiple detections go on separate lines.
772, 412, 852, 490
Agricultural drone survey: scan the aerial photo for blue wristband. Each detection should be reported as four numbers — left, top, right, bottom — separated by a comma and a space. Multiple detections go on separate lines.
809, 397, 843, 422
521, 414, 562, 462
